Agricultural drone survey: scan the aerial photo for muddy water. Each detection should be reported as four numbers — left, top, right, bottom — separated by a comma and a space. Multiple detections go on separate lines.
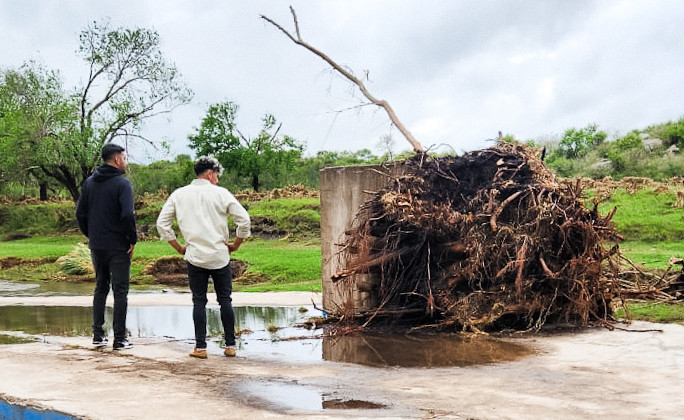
0, 279, 96, 296
0, 305, 533, 368
323, 332, 533, 367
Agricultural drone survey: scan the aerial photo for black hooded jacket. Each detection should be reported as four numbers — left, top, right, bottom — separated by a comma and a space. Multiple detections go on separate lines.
76, 164, 138, 250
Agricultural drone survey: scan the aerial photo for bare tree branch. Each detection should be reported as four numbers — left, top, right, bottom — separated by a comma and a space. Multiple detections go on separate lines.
261, 7, 424, 154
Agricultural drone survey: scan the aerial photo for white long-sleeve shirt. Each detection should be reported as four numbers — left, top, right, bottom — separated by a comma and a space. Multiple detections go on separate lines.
156, 179, 251, 270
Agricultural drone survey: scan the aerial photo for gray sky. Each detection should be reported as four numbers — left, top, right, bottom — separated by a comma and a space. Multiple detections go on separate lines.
1, 1, 683, 162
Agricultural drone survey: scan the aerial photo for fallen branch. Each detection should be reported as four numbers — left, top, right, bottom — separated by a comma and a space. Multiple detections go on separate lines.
261, 7, 424, 153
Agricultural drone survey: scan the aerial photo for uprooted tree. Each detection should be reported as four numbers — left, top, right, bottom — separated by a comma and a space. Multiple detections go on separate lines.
262, 8, 624, 333
332, 142, 624, 332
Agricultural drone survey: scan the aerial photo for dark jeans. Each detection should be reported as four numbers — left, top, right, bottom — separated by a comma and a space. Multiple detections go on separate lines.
91, 249, 131, 342
187, 262, 236, 349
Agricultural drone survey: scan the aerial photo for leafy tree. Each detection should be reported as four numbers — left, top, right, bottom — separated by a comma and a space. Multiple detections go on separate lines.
283, 149, 383, 188
556, 123, 607, 159
128, 154, 194, 195
71, 20, 192, 199
1, 20, 192, 202
640, 117, 684, 148
188, 101, 304, 191
0, 62, 78, 199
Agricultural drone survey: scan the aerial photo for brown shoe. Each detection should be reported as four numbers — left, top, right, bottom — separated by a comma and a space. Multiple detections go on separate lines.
224, 346, 236, 357
189, 348, 207, 359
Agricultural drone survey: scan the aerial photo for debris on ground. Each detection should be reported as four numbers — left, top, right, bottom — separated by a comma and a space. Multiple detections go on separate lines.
143, 257, 247, 285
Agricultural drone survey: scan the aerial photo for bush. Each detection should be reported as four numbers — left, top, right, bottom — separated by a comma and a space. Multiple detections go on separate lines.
0, 202, 77, 236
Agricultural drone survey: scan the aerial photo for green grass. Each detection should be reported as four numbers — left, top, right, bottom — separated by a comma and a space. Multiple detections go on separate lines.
237, 279, 320, 292
0, 235, 322, 291
233, 239, 321, 291
618, 240, 684, 270
245, 198, 320, 237
615, 302, 684, 324
596, 188, 684, 242
585, 187, 684, 270
0, 234, 84, 259
0, 202, 78, 235
0, 334, 37, 344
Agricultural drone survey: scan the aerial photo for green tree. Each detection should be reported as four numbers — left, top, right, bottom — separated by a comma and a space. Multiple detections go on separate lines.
0, 62, 78, 199
188, 101, 304, 191
71, 20, 192, 200
1, 20, 193, 202
128, 154, 194, 195
556, 123, 607, 159
641, 117, 684, 148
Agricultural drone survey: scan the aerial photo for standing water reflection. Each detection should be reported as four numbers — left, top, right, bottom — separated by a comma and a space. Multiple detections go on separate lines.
0, 305, 533, 367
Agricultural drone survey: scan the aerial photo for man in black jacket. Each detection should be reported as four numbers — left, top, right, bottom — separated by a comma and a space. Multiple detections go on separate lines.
76, 143, 137, 350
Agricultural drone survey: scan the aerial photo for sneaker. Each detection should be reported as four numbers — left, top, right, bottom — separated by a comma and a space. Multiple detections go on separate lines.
113, 339, 132, 350
224, 346, 236, 357
189, 348, 208, 359
92, 336, 108, 348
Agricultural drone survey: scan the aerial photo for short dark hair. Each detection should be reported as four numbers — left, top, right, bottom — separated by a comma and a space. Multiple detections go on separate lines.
101, 143, 125, 162
194, 156, 224, 176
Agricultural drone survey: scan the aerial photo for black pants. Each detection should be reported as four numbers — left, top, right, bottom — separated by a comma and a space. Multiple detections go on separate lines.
91, 249, 131, 342
187, 262, 236, 349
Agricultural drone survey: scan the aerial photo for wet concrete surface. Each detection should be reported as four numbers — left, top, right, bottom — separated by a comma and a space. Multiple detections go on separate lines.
239, 381, 388, 412
0, 305, 532, 367
0, 285, 683, 419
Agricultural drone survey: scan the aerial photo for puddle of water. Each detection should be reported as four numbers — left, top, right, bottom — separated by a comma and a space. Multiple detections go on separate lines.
240, 382, 386, 412
0, 305, 320, 360
322, 332, 534, 367
0, 305, 533, 367
0, 306, 95, 336
0, 279, 40, 294
0, 400, 78, 420
0, 279, 94, 296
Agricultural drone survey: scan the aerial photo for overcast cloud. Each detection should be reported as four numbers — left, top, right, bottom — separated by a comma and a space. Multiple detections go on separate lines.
1, 0, 683, 162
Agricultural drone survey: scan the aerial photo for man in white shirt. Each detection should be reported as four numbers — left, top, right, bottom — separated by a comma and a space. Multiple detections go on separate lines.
156, 156, 251, 359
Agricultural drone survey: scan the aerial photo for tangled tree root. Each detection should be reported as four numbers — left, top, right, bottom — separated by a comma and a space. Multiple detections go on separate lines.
334, 143, 623, 332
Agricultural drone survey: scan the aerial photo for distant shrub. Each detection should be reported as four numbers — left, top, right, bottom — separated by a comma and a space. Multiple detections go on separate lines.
0, 202, 77, 235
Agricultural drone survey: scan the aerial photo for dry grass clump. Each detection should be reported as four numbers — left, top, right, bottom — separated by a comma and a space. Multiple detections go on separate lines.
56, 243, 93, 275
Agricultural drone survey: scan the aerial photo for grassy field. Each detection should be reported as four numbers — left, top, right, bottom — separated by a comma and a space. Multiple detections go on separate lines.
1, 186, 683, 322
0, 235, 322, 292
596, 188, 684, 242
593, 187, 684, 270
615, 302, 684, 324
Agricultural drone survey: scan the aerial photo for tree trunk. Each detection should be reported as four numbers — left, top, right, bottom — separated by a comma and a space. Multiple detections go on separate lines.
251, 174, 260, 192
66, 180, 80, 203
39, 182, 48, 201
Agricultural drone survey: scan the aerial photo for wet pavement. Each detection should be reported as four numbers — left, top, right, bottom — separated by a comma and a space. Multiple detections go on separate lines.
2, 278, 683, 419
239, 381, 388, 412
0, 304, 533, 367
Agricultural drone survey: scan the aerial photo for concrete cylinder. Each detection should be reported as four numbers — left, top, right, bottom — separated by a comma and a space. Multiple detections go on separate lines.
319, 162, 406, 315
